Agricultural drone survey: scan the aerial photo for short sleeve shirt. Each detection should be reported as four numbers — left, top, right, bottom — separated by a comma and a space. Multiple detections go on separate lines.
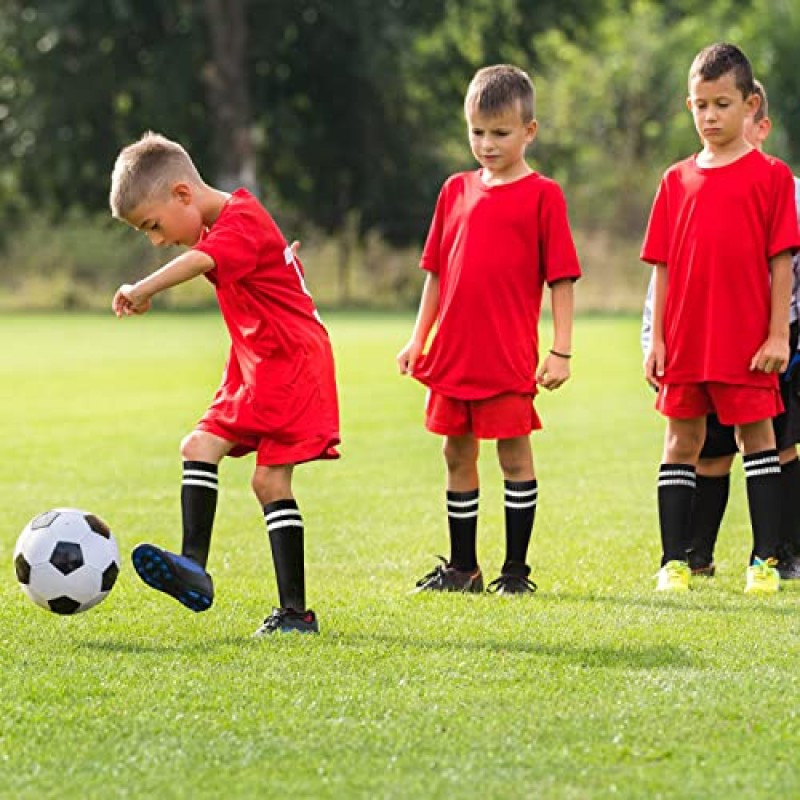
641, 150, 800, 386
412, 170, 581, 400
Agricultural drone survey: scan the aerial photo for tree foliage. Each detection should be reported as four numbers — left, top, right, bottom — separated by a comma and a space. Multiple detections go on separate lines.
2, 0, 799, 254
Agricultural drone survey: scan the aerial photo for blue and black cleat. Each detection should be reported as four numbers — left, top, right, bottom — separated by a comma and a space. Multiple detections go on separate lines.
131, 544, 214, 612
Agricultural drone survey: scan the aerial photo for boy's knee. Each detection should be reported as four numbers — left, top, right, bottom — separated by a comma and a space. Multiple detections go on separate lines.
180, 430, 226, 463
442, 437, 478, 472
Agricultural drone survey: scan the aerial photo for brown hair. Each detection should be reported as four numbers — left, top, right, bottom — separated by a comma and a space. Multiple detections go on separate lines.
464, 64, 535, 122
109, 131, 202, 219
689, 42, 755, 99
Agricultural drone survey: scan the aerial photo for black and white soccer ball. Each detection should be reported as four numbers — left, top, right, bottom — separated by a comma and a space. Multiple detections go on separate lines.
13, 508, 121, 614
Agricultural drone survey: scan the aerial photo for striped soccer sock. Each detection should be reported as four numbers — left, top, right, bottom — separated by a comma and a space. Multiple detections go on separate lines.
180, 461, 218, 568
744, 449, 781, 561
657, 463, 696, 564
264, 499, 306, 611
503, 479, 538, 572
446, 489, 479, 571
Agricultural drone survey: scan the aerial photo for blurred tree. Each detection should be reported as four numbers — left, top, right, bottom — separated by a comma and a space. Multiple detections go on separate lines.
203, 0, 256, 193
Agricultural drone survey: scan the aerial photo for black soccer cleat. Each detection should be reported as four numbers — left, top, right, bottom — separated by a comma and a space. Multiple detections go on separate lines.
776, 554, 800, 580
253, 607, 319, 636
486, 562, 537, 595
131, 544, 214, 612
413, 556, 484, 593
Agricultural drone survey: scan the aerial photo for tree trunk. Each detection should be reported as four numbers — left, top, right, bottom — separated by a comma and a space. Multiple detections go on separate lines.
202, 0, 257, 194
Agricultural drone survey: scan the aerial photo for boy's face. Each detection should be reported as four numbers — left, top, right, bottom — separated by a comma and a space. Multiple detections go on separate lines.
466, 101, 538, 180
687, 72, 758, 150
126, 184, 204, 248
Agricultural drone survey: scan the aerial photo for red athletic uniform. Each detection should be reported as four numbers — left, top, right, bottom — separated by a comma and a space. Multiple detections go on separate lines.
192, 189, 340, 465
412, 170, 581, 403
642, 150, 800, 391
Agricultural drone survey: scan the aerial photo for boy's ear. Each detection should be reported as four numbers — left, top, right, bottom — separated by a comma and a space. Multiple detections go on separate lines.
525, 119, 539, 143
685, 95, 692, 112
172, 182, 193, 204
744, 90, 761, 117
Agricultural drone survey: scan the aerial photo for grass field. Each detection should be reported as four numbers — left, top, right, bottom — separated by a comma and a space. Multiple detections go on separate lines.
2, 312, 800, 799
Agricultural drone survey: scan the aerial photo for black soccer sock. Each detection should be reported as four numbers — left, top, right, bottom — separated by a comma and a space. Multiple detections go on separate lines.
658, 463, 696, 565
779, 457, 800, 556
687, 474, 729, 568
744, 449, 781, 561
264, 499, 306, 611
180, 461, 218, 568
503, 479, 538, 573
447, 489, 479, 572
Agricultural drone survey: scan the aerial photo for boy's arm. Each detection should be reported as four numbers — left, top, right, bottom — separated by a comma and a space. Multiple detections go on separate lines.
112, 250, 216, 317
397, 272, 439, 375
536, 278, 574, 391
750, 250, 792, 373
645, 263, 667, 389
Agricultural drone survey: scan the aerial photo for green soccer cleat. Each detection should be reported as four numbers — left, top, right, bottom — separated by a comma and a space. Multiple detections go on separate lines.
655, 560, 691, 592
744, 557, 780, 595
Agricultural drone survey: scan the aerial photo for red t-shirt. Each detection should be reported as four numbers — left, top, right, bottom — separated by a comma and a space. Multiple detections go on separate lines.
192, 189, 339, 455
412, 170, 581, 400
641, 150, 800, 387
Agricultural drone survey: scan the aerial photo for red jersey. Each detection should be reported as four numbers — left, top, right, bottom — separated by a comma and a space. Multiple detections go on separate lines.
412, 170, 581, 400
192, 189, 339, 463
641, 150, 800, 387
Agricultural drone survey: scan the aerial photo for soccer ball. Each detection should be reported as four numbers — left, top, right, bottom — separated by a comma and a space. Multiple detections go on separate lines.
13, 508, 121, 614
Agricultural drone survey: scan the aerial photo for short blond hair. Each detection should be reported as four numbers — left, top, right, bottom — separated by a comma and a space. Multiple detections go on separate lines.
464, 64, 535, 123
109, 131, 203, 219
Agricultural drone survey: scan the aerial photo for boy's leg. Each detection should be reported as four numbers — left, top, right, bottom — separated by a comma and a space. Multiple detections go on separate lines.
443, 433, 481, 572
495, 435, 537, 583
659, 416, 705, 562
777, 448, 800, 577
689, 455, 734, 573
737, 420, 781, 562
253, 463, 318, 634
415, 434, 484, 592
131, 430, 231, 612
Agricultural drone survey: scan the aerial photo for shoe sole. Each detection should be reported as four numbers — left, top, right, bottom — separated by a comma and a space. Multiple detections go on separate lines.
131, 545, 213, 612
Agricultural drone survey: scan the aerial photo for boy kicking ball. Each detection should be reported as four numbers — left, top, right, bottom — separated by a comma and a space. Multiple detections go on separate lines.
110, 132, 340, 634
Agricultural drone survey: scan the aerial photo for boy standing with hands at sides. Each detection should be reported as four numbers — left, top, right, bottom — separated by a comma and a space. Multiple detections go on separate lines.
110, 132, 340, 635
397, 65, 581, 595
642, 43, 800, 594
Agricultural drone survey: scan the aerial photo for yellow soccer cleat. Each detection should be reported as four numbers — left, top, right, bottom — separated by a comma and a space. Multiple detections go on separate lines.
744, 557, 780, 595
655, 560, 691, 592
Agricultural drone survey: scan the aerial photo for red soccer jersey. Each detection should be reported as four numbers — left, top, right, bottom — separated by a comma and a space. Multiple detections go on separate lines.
192, 189, 339, 462
641, 150, 800, 387
412, 170, 581, 400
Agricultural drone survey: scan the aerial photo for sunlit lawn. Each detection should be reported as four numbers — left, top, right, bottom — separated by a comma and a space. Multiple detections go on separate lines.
1, 312, 799, 799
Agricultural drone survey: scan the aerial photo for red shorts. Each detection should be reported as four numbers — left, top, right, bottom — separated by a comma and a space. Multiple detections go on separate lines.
425, 391, 541, 438
197, 341, 340, 466
657, 382, 783, 426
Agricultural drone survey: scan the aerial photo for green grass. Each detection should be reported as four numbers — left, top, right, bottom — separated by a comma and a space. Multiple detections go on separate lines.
1, 312, 799, 799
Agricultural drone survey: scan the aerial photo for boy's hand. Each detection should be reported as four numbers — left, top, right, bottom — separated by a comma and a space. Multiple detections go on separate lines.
396, 340, 423, 375
645, 341, 665, 390
750, 335, 789, 374
112, 284, 152, 317
536, 352, 570, 390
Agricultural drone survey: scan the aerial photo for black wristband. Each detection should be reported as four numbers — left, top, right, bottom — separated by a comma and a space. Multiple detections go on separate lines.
549, 349, 572, 359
